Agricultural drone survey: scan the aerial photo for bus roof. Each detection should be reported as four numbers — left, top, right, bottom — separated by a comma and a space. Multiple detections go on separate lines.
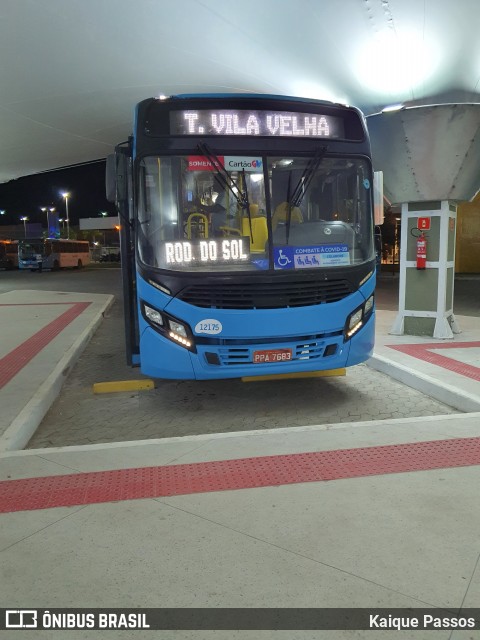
170, 93, 351, 108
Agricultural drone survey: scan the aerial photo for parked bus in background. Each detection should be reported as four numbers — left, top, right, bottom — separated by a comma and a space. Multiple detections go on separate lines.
18, 238, 90, 271
0, 239, 18, 269
107, 93, 378, 380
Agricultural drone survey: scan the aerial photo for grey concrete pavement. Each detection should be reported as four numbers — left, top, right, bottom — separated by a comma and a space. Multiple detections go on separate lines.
0, 288, 113, 451
1, 268, 480, 638
27, 297, 457, 449
1, 414, 480, 639
371, 311, 480, 413
1, 269, 478, 450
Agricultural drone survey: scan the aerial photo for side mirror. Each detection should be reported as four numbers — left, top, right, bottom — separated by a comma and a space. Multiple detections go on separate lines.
105, 154, 116, 203
106, 152, 129, 203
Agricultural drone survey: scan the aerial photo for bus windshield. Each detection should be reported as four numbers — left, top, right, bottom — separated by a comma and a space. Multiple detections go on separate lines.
137, 154, 374, 273
19, 240, 43, 258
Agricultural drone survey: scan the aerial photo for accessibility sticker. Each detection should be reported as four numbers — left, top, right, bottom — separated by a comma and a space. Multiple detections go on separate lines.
274, 245, 350, 269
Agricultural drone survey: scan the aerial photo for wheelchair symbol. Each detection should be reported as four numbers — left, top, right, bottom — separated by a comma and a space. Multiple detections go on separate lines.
277, 249, 292, 267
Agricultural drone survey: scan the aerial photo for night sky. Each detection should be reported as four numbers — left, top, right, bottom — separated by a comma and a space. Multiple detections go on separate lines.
0, 161, 117, 227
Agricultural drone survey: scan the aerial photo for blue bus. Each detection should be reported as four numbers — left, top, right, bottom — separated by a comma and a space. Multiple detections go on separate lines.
107, 94, 376, 380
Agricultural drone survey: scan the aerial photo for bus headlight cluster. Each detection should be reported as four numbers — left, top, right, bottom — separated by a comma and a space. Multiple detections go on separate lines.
144, 305, 163, 327
364, 294, 374, 316
344, 295, 374, 341
141, 302, 196, 352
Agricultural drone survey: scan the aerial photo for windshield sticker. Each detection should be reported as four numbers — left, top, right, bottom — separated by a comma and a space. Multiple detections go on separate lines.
187, 155, 224, 171
195, 319, 223, 335
274, 245, 350, 270
251, 258, 269, 270
224, 157, 263, 172
363, 178, 370, 189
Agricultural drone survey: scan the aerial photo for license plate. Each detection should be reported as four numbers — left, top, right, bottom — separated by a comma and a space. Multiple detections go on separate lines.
253, 349, 292, 364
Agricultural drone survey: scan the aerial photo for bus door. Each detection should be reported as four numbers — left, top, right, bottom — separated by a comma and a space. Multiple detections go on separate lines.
106, 145, 140, 366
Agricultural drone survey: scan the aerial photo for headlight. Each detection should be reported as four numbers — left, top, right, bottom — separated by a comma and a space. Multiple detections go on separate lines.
144, 305, 164, 328
168, 319, 188, 338
348, 308, 363, 330
345, 305, 364, 340
344, 294, 374, 341
167, 318, 192, 348
141, 302, 195, 352
364, 294, 374, 316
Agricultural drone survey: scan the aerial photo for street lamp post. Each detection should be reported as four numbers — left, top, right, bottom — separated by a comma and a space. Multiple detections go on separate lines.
41, 207, 55, 237
100, 212, 108, 246
20, 216, 28, 237
62, 193, 70, 239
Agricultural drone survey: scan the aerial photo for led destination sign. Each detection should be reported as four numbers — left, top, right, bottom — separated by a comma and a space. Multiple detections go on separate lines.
165, 239, 249, 265
170, 110, 345, 138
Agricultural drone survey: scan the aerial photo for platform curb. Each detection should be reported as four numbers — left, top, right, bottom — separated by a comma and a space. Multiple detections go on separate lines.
367, 352, 480, 413
0, 295, 115, 452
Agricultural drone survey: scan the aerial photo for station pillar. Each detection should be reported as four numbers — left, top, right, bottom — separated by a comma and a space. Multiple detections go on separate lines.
390, 201, 461, 339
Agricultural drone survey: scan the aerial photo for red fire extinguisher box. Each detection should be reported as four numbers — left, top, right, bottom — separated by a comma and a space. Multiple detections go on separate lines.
418, 216, 431, 231
416, 232, 427, 269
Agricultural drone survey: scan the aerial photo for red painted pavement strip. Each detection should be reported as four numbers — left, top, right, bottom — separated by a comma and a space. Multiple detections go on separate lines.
387, 341, 480, 382
0, 302, 92, 390
1, 437, 480, 514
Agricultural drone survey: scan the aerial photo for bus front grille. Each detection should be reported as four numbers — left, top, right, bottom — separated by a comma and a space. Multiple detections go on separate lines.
177, 279, 354, 309
214, 339, 326, 366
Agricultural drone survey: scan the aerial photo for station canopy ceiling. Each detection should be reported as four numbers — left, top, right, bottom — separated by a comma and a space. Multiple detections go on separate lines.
1, 0, 480, 183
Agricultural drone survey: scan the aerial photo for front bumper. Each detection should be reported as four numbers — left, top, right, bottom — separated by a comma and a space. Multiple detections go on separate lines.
139, 311, 375, 380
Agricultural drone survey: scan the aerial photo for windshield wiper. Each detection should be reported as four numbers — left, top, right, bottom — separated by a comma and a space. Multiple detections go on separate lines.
197, 142, 253, 240
285, 171, 293, 246
285, 146, 328, 244
241, 168, 253, 242
290, 147, 328, 207
197, 143, 243, 208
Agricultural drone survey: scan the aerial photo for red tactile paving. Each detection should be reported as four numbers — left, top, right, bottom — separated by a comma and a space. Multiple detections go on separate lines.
387, 341, 480, 382
0, 302, 91, 390
1, 437, 480, 514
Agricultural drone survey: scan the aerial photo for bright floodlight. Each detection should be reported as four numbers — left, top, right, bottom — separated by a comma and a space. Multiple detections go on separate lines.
62, 193, 70, 238
382, 104, 405, 113
356, 27, 441, 96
